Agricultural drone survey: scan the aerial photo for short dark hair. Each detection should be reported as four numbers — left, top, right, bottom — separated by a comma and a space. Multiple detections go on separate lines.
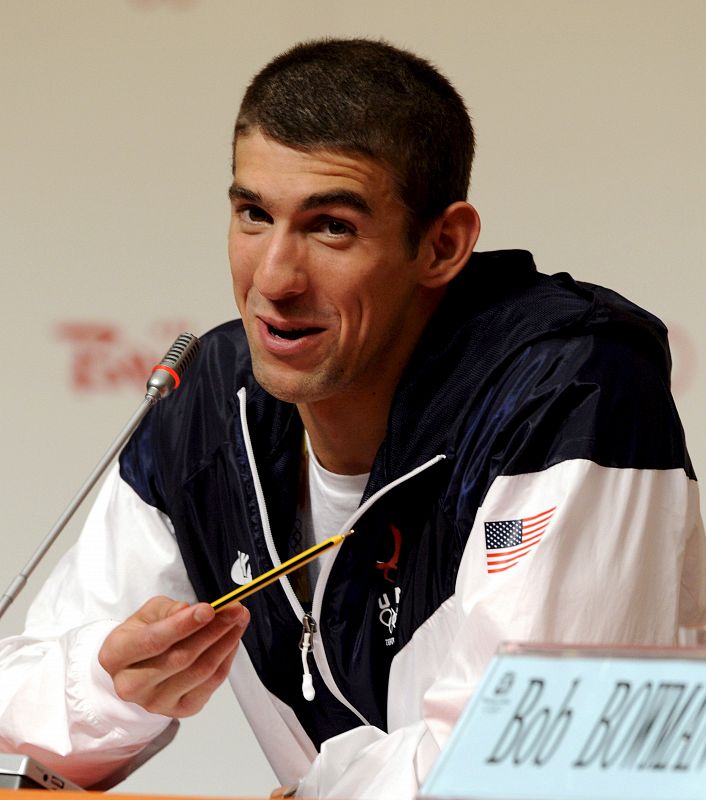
234, 38, 475, 250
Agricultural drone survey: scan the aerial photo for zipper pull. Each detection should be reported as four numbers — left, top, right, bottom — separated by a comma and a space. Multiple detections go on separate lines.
299, 613, 317, 701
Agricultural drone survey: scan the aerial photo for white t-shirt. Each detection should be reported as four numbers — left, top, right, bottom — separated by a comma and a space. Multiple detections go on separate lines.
297, 433, 369, 589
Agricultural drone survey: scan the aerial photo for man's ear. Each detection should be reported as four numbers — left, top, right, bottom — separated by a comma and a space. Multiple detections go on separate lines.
418, 202, 481, 289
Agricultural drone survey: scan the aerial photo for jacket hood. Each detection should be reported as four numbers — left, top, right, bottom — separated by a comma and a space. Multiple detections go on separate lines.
372, 249, 671, 493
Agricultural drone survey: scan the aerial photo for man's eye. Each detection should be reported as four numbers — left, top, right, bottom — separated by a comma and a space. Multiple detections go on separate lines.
319, 218, 354, 237
239, 205, 272, 224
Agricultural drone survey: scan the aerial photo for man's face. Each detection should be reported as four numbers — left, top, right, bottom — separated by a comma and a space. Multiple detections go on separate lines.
228, 131, 436, 408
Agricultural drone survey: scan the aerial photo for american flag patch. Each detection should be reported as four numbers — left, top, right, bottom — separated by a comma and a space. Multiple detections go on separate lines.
484, 507, 557, 574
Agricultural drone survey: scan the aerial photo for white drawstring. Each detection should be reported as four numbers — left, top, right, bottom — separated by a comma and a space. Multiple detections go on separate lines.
301, 643, 315, 701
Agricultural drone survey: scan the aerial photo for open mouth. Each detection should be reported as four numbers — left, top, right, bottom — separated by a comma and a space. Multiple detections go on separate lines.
267, 324, 324, 341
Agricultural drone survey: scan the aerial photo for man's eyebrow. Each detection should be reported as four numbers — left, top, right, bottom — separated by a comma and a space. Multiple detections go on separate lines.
227, 185, 373, 216
299, 190, 372, 216
228, 184, 262, 203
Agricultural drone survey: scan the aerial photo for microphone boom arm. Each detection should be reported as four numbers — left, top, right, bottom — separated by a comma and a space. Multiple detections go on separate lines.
0, 332, 200, 620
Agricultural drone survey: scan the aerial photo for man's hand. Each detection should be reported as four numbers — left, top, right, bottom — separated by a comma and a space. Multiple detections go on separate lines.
98, 596, 249, 718
270, 786, 298, 797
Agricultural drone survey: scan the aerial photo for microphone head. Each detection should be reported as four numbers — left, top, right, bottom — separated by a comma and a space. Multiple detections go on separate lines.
146, 332, 201, 399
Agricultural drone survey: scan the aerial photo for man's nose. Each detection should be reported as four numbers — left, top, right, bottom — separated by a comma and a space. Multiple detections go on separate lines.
253, 229, 308, 301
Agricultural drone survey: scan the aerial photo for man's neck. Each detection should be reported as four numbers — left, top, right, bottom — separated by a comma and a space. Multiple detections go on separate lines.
297, 388, 390, 475
296, 286, 446, 475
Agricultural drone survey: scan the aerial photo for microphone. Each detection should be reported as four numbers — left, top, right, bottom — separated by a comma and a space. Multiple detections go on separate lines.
147, 332, 202, 399
0, 332, 201, 620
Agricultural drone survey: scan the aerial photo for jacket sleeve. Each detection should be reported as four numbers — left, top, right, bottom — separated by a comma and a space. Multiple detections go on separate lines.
0, 464, 197, 788
297, 461, 706, 799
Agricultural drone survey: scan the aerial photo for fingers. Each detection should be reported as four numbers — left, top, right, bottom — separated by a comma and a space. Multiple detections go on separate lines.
99, 596, 250, 717
119, 618, 243, 716
270, 785, 299, 798
101, 597, 248, 669
135, 604, 246, 681
169, 624, 244, 716
100, 597, 220, 672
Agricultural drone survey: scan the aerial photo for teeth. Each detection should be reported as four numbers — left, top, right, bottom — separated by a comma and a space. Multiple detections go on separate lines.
268, 325, 322, 340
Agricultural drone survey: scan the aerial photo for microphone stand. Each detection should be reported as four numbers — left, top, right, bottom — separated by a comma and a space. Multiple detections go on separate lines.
0, 393, 158, 620
0, 332, 200, 621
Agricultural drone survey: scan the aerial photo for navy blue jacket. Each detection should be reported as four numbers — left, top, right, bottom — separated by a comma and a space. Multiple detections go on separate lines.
119, 249, 691, 750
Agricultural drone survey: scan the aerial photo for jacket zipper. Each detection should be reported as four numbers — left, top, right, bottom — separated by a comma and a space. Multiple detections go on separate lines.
299, 612, 317, 701
237, 387, 446, 719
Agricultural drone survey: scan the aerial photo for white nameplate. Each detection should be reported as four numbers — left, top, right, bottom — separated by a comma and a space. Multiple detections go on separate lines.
420, 643, 706, 800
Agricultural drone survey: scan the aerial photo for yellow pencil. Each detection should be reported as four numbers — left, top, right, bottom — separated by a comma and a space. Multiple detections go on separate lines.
211, 529, 355, 612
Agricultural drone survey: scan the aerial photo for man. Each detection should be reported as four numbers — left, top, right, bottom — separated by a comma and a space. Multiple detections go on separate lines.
1, 38, 704, 799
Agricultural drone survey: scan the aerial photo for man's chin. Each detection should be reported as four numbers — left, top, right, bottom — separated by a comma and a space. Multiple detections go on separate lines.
252, 366, 317, 405
251, 362, 341, 406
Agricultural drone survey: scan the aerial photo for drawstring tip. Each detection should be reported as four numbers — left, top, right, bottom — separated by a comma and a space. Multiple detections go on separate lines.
302, 674, 315, 701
